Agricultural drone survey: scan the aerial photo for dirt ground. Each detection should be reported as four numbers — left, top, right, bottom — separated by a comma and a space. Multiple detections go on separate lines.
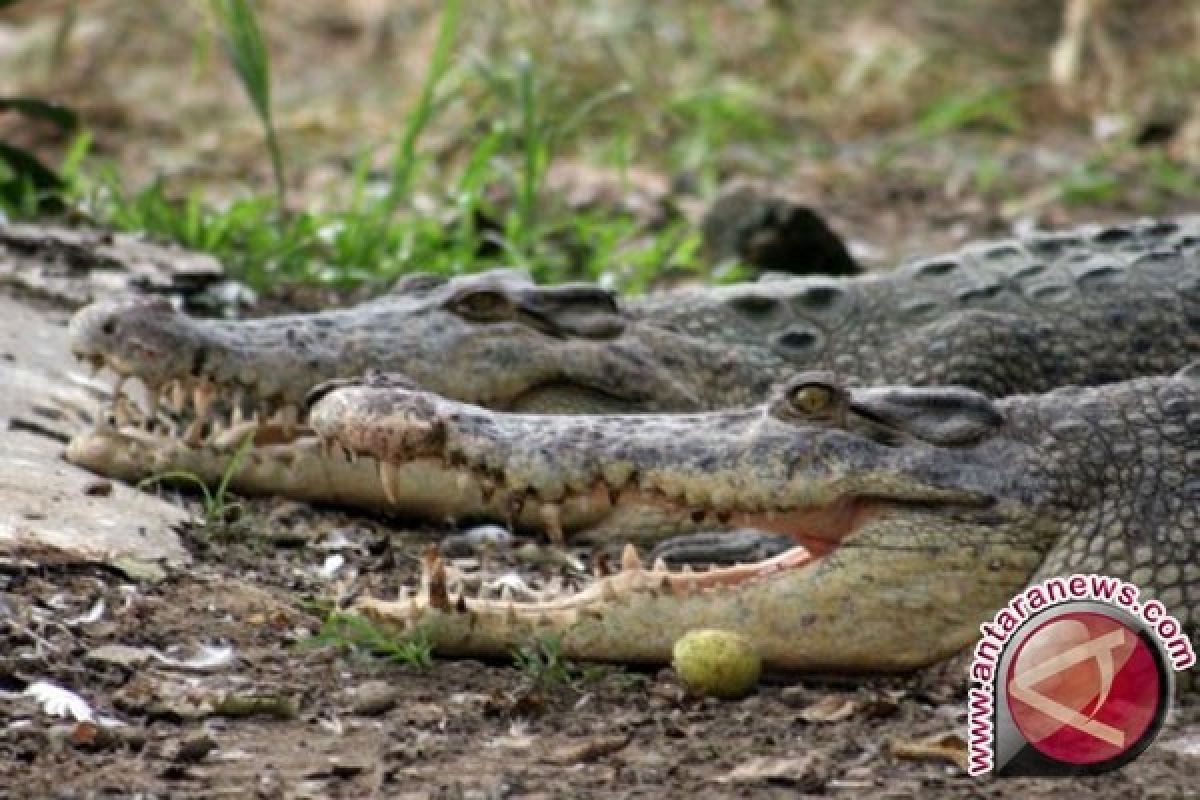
2, 1, 1199, 798
0, 237, 1196, 800
0, 492, 1196, 800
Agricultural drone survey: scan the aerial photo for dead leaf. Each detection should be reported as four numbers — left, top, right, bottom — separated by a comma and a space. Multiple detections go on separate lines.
888, 731, 969, 772
544, 732, 632, 765
715, 754, 830, 790
798, 693, 860, 723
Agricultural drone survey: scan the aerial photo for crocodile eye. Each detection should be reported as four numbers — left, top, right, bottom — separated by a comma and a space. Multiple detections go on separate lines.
450, 289, 512, 322
788, 384, 834, 415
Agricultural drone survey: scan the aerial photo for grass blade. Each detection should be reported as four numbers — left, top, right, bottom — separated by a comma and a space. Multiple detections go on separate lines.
386, 0, 463, 209
210, 0, 286, 206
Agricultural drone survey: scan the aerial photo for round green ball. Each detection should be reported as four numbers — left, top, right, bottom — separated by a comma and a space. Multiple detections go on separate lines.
671, 629, 762, 700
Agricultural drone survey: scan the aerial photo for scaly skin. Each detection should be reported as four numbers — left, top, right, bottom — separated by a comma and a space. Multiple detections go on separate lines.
308, 367, 1198, 677
65, 218, 1200, 517
70, 218, 1200, 417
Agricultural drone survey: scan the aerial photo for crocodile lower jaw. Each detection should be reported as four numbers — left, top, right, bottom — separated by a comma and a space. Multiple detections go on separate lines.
354, 540, 825, 654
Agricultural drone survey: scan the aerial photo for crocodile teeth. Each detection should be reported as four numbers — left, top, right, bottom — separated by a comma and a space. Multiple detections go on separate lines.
111, 375, 127, 406
231, 388, 246, 425
142, 386, 161, 429
539, 503, 564, 546
421, 547, 451, 611
193, 383, 215, 419
169, 381, 189, 413
183, 418, 206, 447
113, 394, 135, 427
621, 543, 642, 572
378, 461, 400, 505
274, 404, 299, 437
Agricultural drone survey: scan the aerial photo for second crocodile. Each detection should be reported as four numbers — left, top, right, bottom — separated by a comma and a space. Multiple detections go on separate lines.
66, 219, 1200, 526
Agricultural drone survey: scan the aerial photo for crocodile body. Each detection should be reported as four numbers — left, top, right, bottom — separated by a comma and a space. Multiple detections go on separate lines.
65, 219, 1200, 517
309, 367, 1199, 678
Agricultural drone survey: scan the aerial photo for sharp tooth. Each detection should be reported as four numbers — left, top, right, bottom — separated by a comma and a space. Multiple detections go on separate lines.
112, 375, 127, 405
231, 388, 246, 425
456, 472, 472, 492
621, 543, 642, 572
113, 395, 134, 427
183, 418, 206, 446
423, 548, 450, 610
142, 386, 161, 429
193, 383, 215, 417
539, 503, 564, 546
275, 404, 298, 436
378, 461, 399, 505
170, 381, 189, 413
652, 557, 668, 573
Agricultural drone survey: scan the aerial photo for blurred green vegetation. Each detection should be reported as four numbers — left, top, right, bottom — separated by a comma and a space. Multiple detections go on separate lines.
2, 1, 1198, 291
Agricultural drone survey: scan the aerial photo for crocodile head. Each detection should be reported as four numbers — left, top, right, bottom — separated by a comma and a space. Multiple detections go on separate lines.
308, 369, 1197, 673
68, 270, 704, 444
307, 372, 1064, 669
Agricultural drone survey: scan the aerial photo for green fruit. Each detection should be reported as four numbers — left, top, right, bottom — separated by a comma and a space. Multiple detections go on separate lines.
671, 629, 761, 700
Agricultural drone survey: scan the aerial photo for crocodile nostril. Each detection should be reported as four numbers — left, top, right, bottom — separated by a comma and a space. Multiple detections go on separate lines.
101, 319, 117, 336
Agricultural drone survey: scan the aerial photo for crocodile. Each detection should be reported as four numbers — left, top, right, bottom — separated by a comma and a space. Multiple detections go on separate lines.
306, 366, 1199, 678
65, 218, 1200, 521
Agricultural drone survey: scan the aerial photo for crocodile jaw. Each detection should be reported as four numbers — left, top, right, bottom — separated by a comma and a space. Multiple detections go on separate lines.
355, 512, 1047, 671
308, 382, 1000, 545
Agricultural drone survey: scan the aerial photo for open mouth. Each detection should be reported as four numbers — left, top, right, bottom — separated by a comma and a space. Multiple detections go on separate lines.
399, 537, 824, 621
73, 349, 310, 446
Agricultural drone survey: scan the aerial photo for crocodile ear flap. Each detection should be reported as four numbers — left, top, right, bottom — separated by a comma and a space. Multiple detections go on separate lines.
848, 386, 1005, 447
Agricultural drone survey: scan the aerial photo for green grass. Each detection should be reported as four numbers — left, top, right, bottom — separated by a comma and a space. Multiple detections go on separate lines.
512, 634, 574, 687
210, 0, 286, 207
58, 1, 708, 292
308, 611, 434, 669
7, 2, 1200, 294
136, 433, 254, 532
915, 87, 1024, 139
510, 633, 612, 688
